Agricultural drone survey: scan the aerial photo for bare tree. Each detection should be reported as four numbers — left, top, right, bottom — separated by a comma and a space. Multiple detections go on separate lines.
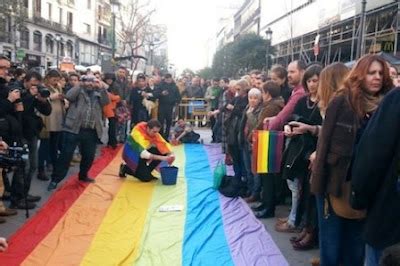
117, 0, 155, 70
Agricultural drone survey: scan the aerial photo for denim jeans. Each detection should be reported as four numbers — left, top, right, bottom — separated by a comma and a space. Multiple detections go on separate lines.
38, 138, 51, 171
365, 244, 382, 266
316, 195, 365, 266
117, 121, 127, 143
287, 178, 300, 226
228, 144, 246, 180
25, 136, 38, 188
212, 113, 222, 142
52, 129, 98, 183
242, 143, 260, 197
158, 105, 174, 140
49, 131, 62, 166
107, 117, 117, 146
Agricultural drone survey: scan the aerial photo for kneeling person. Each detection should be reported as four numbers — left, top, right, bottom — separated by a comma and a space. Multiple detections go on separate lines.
119, 119, 174, 182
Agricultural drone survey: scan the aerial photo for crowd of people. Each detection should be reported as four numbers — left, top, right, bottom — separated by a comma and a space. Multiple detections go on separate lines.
0, 52, 399, 265
205, 55, 400, 266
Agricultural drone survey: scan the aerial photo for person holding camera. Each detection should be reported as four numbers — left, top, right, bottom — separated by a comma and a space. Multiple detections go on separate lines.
48, 75, 109, 191
38, 70, 68, 181
0, 56, 18, 140
11, 71, 52, 210
0, 139, 18, 223
0, 56, 29, 210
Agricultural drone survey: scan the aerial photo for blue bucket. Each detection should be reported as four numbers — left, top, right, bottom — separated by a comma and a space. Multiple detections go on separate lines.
160, 166, 179, 185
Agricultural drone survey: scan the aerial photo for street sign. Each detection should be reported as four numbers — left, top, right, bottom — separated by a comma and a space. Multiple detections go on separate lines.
16, 49, 25, 61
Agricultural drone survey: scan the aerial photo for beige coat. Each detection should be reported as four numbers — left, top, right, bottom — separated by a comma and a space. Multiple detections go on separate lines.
42, 85, 65, 132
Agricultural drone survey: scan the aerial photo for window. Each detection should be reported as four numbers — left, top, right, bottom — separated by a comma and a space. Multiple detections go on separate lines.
67, 12, 73, 28
103, 28, 107, 40
24, 0, 29, 8
98, 5, 102, 20
45, 34, 54, 53
66, 41, 73, 57
47, 3, 52, 20
34, 0, 41, 16
59, 8, 62, 24
97, 26, 102, 42
0, 17, 11, 43
20, 28, 30, 49
33, 31, 42, 51
84, 23, 91, 34
60, 42, 65, 57
87, 0, 91, 9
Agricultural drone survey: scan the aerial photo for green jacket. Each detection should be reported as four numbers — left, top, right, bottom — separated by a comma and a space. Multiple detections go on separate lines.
205, 86, 223, 110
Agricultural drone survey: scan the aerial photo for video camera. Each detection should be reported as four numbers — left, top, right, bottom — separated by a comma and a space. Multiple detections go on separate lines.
0, 144, 29, 168
14, 84, 50, 99
37, 85, 50, 98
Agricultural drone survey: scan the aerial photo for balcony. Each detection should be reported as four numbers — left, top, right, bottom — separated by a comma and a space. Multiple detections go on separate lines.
32, 16, 73, 34
98, 37, 111, 47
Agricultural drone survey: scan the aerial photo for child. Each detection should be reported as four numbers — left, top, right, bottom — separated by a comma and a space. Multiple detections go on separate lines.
171, 119, 200, 144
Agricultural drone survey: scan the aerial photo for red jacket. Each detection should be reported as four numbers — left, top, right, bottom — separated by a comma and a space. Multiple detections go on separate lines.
267, 85, 305, 130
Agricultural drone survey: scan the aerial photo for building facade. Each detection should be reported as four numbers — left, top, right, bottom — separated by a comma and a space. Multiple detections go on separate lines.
216, 0, 400, 67
0, 0, 117, 70
233, 0, 261, 39
0, 0, 77, 70
259, 0, 399, 66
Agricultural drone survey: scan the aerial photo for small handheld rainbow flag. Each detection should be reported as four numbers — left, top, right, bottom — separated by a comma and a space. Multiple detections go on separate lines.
252, 130, 284, 174
122, 122, 171, 173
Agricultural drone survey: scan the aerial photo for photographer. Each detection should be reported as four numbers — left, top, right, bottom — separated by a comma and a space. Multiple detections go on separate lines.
0, 56, 24, 212
0, 56, 15, 121
11, 71, 52, 209
0, 139, 18, 223
48, 75, 109, 191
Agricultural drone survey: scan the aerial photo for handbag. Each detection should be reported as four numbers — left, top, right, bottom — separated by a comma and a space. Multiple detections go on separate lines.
251, 127, 284, 174
218, 175, 247, 198
328, 181, 367, 219
213, 160, 226, 189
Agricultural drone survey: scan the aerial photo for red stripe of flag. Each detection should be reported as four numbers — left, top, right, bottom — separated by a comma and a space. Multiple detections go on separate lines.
0, 146, 121, 265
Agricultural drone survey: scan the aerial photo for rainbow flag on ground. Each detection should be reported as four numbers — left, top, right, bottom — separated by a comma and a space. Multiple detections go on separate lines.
252, 130, 285, 174
0, 144, 288, 266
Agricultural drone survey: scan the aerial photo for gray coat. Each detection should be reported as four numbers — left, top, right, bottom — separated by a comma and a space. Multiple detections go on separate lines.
63, 86, 110, 138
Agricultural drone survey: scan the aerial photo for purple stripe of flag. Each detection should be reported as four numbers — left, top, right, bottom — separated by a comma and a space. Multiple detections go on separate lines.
203, 144, 289, 266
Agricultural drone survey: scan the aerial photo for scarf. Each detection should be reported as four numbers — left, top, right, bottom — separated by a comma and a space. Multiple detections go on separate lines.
362, 92, 384, 115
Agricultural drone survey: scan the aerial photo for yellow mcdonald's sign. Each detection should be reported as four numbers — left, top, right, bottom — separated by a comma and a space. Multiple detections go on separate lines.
382, 41, 394, 52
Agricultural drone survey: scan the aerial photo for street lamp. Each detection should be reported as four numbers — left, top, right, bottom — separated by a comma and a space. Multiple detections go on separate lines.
110, 0, 121, 63
55, 34, 61, 69
356, 0, 367, 59
149, 42, 154, 66
265, 28, 273, 72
